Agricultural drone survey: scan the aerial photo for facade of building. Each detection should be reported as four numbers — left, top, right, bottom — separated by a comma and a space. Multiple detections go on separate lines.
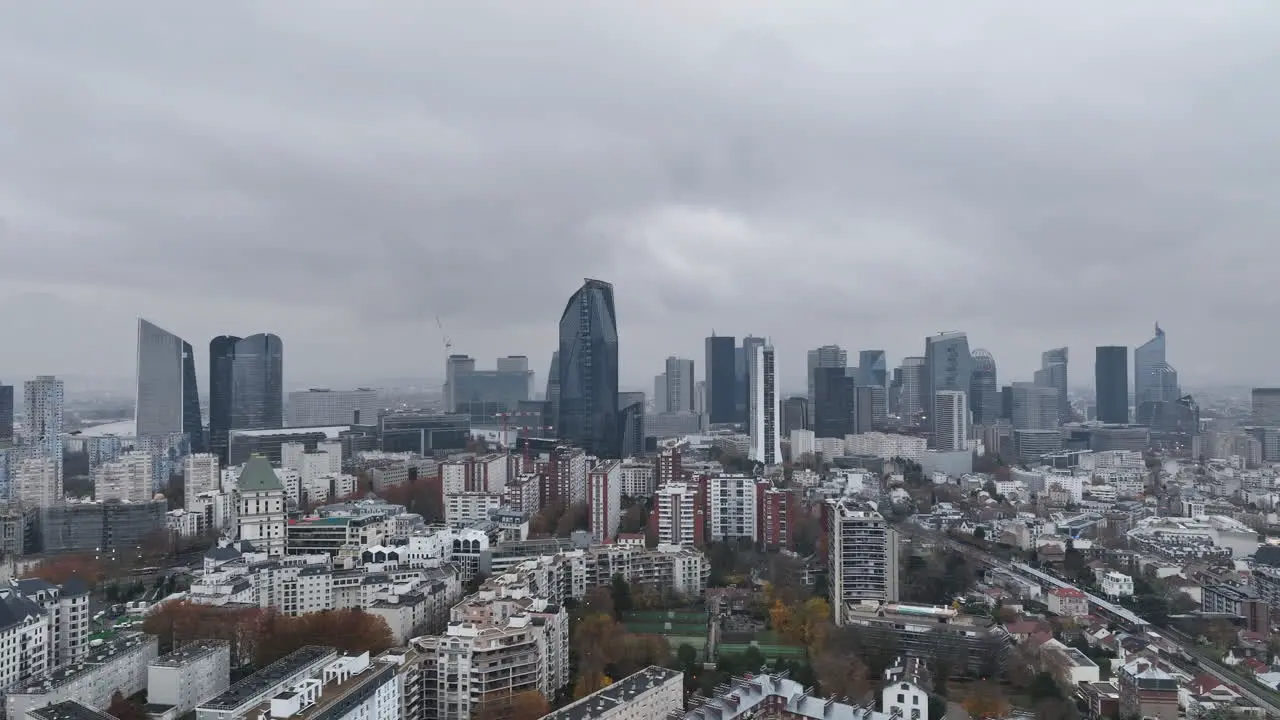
705, 334, 737, 425
92, 451, 153, 503
1011, 382, 1060, 431
208, 333, 284, 464
969, 349, 999, 427
897, 356, 927, 418
827, 500, 899, 625
23, 375, 65, 474
1035, 347, 1070, 423
806, 345, 847, 426
286, 388, 381, 427
235, 456, 288, 556
544, 666, 682, 720
0, 381, 12, 441
135, 318, 203, 451
14, 456, 61, 508
812, 366, 854, 439
4, 632, 158, 720
708, 474, 757, 542
1134, 323, 1167, 407
1095, 346, 1129, 424
588, 460, 621, 543
556, 278, 621, 458
652, 482, 704, 548
750, 344, 781, 465
932, 390, 967, 452
924, 332, 971, 431
147, 640, 232, 720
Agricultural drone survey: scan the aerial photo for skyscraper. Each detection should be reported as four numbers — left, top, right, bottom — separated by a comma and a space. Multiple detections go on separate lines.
1095, 346, 1129, 424
208, 333, 284, 465
0, 381, 12, 441
664, 356, 695, 412
739, 336, 765, 427
933, 390, 967, 451
897, 357, 928, 418
545, 351, 560, 422
807, 345, 848, 425
1134, 323, 1166, 407
969, 349, 999, 427
1034, 347, 1069, 423
1011, 382, 1060, 431
857, 350, 887, 388
750, 344, 781, 465
827, 499, 899, 626
704, 334, 737, 424
556, 278, 620, 458
443, 354, 477, 412
135, 319, 203, 450
924, 333, 971, 428
813, 367, 855, 439
24, 375, 64, 472
618, 391, 646, 457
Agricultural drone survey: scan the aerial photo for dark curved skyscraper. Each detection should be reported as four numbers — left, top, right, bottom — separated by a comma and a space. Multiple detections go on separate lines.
208, 333, 283, 464
556, 279, 620, 457
969, 349, 999, 427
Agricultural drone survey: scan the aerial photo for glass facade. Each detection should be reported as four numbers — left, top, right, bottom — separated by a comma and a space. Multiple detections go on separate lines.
135, 319, 187, 438
208, 333, 283, 464
858, 349, 887, 388
704, 334, 737, 424
208, 334, 241, 465
924, 332, 971, 428
969, 349, 999, 427
556, 279, 620, 458
1095, 346, 1129, 424
1134, 323, 1166, 406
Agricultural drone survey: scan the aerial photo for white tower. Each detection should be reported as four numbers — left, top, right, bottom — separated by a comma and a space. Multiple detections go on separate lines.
750, 344, 782, 465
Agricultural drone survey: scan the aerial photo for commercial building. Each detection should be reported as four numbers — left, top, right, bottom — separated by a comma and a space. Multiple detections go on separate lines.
812, 366, 854, 439
969, 349, 999, 427
135, 318, 204, 451
147, 640, 232, 720
545, 666, 682, 720
446, 356, 534, 423
286, 388, 381, 427
827, 500, 899, 625
377, 412, 470, 455
556, 278, 621, 458
897, 357, 927, 418
1035, 347, 1070, 423
0, 381, 12, 441
838, 603, 1010, 677
924, 332, 971, 431
40, 500, 167, 554
207, 333, 284, 465
1014, 429, 1063, 463
807, 345, 848, 426
1011, 382, 1060, 431
286, 515, 387, 556
705, 334, 737, 425
1095, 346, 1129, 424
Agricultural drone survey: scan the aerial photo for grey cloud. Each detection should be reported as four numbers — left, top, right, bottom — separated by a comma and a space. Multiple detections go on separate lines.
2, 1, 1279, 387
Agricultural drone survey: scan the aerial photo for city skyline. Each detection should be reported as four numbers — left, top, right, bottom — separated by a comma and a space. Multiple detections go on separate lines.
2, 5, 1278, 388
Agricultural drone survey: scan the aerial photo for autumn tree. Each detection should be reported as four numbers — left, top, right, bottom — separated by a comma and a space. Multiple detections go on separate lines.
555, 502, 589, 537
962, 679, 1010, 719
573, 671, 613, 699
529, 500, 566, 537
254, 608, 394, 666
473, 690, 549, 720
618, 504, 648, 534
22, 555, 104, 587
107, 690, 147, 720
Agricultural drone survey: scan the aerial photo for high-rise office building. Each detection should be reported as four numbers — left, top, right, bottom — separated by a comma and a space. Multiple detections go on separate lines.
854, 385, 886, 434
738, 335, 766, 427
827, 500, 899, 626
0, 381, 12, 441
286, 388, 381, 426
857, 350, 887, 388
663, 357, 695, 413
932, 390, 967, 451
135, 319, 203, 450
807, 345, 848, 425
750, 344, 781, 465
556, 278, 620, 458
897, 357, 928, 418
1134, 323, 1166, 407
545, 351, 560, 416
705, 334, 737, 425
1034, 347, 1069, 423
924, 333, 971, 428
782, 396, 808, 437
969, 349, 999, 427
618, 392, 646, 457
1095, 346, 1129, 424
443, 354, 477, 412
208, 333, 283, 464
447, 355, 534, 422
24, 375, 64, 470
1011, 382, 1059, 431
813, 367, 854, 439
1252, 388, 1280, 427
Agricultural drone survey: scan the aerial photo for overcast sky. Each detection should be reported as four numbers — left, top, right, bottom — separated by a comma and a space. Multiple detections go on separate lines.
2, 2, 1278, 392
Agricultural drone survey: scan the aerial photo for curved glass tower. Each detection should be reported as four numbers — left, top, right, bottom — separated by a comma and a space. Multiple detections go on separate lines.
208, 333, 283, 464
1134, 323, 1166, 406
136, 318, 203, 450
969, 349, 999, 427
556, 279, 620, 458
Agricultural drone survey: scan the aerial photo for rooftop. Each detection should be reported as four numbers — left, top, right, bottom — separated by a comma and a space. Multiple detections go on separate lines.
12, 633, 154, 694
152, 638, 229, 668
231, 425, 350, 439
545, 666, 682, 720
202, 646, 336, 711
26, 701, 116, 720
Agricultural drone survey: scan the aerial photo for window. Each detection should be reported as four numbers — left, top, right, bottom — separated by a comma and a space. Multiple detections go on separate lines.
898, 694, 905, 703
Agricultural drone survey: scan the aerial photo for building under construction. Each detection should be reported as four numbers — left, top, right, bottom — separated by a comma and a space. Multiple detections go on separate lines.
839, 601, 1012, 678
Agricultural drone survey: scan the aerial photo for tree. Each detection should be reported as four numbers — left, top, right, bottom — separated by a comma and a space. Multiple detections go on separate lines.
22, 555, 104, 587
573, 671, 613, 699
611, 575, 634, 618
974, 526, 987, 541
555, 502, 589, 537
619, 504, 648, 534
676, 643, 699, 668
107, 690, 146, 720
473, 690, 549, 720
1028, 671, 1064, 703
962, 679, 1010, 719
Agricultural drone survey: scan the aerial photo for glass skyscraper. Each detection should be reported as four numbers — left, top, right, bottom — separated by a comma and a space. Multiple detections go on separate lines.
969, 349, 999, 427
135, 319, 203, 451
1095, 346, 1129, 424
208, 333, 283, 464
556, 278, 620, 458
1134, 323, 1166, 406
858, 349, 888, 388
924, 332, 971, 429
705, 334, 737, 425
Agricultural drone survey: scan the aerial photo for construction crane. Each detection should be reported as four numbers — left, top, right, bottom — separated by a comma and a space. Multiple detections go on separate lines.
436, 315, 452, 407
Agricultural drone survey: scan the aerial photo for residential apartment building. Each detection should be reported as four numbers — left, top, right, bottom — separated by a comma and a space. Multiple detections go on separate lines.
652, 482, 704, 548
0, 586, 50, 690
827, 500, 899, 626
183, 453, 221, 509
11, 577, 91, 667
147, 640, 232, 720
618, 460, 655, 499
92, 451, 154, 503
588, 460, 622, 543
708, 474, 757, 542
545, 666, 682, 720
4, 632, 158, 720
235, 457, 288, 557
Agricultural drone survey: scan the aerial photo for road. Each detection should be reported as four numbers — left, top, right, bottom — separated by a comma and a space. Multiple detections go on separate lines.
897, 522, 1280, 718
